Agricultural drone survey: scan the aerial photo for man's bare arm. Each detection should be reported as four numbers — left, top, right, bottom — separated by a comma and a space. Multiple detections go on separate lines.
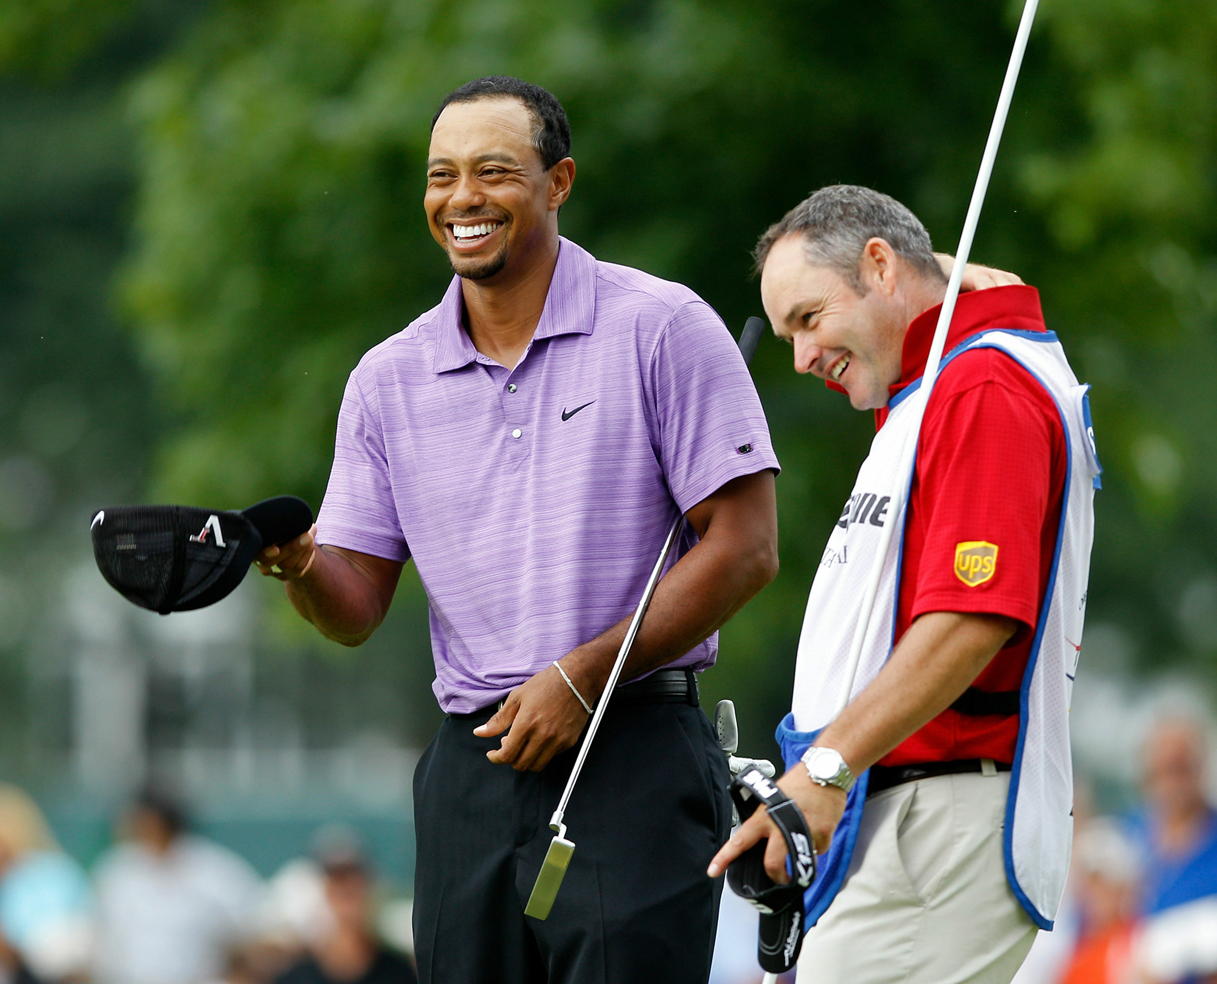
254, 530, 404, 647
937, 253, 1025, 289
477, 468, 779, 772
571, 468, 781, 687
813, 610, 1017, 773
708, 609, 1017, 881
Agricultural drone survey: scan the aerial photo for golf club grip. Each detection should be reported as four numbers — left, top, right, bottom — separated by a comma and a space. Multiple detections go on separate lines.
739, 316, 766, 367
550, 317, 766, 826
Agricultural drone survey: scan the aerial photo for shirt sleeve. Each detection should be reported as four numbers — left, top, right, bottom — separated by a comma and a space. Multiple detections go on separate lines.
906, 363, 1063, 630
314, 372, 412, 562
649, 301, 780, 512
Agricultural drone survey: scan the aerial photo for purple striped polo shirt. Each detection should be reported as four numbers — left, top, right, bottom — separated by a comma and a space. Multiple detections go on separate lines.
316, 237, 779, 713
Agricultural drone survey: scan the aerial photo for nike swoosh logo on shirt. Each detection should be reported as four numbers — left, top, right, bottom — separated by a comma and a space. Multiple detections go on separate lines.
561, 401, 595, 421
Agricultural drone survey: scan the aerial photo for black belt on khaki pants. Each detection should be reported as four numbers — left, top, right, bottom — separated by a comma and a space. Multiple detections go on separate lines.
867, 758, 1012, 798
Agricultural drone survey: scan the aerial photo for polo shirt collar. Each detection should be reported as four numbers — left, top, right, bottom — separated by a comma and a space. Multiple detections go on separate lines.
535, 237, 597, 342
430, 236, 597, 374
872, 284, 1045, 429
894, 284, 1045, 393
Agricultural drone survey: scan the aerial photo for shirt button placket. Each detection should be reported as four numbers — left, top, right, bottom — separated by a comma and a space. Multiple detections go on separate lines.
503, 374, 528, 469
507, 384, 522, 441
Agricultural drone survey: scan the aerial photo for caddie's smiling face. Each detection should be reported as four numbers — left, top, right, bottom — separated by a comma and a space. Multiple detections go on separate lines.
425, 96, 570, 283
761, 234, 907, 411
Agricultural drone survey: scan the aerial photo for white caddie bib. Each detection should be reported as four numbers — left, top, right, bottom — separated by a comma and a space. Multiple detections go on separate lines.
778, 327, 1099, 930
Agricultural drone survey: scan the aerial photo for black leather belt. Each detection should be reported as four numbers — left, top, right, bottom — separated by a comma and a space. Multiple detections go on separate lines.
867, 758, 1011, 798
615, 668, 699, 706
950, 687, 1020, 716
480, 667, 699, 717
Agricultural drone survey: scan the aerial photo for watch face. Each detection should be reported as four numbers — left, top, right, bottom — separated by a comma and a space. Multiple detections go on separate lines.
809, 749, 840, 781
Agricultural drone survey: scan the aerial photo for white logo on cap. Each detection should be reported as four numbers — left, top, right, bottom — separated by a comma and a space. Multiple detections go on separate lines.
91, 511, 105, 529
189, 515, 226, 548
792, 832, 814, 885
743, 769, 780, 800
782, 917, 801, 961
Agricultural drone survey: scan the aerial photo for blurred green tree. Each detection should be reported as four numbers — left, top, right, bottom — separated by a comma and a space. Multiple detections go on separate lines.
0, 0, 198, 781
6, 0, 1217, 756
1016, 0, 1217, 683
110, 0, 1052, 752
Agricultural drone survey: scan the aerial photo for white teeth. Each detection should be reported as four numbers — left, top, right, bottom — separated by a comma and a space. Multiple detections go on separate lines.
452, 222, 499, 240
830, 355, 851, 381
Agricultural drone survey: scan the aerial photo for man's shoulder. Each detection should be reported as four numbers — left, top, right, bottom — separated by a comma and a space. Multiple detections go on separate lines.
591, 256, 710, 319
936, 341, 1060, 414
175, 834, 262, 889
273, 954, 325, 984
93, 841, 148, 880
349, 305, 444, 382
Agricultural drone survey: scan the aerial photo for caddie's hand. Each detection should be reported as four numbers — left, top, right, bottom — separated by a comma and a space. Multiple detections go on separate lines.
706, 765, 847, 884
935, 252, 1024, 290
474, 661, 590, 772
255, 524, 319, 581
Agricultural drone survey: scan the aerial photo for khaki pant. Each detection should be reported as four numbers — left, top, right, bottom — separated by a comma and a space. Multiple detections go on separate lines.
796, 771, 1038, 984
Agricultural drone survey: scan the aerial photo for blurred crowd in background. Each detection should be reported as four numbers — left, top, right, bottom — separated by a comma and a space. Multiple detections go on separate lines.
1, 705, 1215, 984
0, 784, 417, 984
1010, 710, 1217, 984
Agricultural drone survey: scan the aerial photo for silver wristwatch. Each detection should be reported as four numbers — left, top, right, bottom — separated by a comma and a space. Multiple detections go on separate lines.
801, 746, 856, 793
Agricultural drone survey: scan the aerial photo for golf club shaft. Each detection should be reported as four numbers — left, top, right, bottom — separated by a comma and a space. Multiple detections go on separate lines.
832, 0, 1040, 716
550, 316, 767, 829
551, 512, 682, 822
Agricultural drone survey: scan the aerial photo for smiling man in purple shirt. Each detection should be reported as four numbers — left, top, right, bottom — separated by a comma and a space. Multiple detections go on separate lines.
254, 77, 779, 984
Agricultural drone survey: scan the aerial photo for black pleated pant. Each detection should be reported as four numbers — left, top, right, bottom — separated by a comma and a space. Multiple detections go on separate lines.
412, 694, 732, 984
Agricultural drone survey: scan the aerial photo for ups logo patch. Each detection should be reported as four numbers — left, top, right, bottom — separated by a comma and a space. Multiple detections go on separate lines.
955, 541, 998, 586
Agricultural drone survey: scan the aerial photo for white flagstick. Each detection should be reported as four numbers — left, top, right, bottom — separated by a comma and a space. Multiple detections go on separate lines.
831, 0, 1041, 718
762, 3, 1042, 982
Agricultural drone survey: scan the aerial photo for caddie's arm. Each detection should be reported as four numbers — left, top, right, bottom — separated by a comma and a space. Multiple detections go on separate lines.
475, 468, 779, 773
938, 253, 1024, 290
255, 531, 404, 647
708, 609, 1017, 883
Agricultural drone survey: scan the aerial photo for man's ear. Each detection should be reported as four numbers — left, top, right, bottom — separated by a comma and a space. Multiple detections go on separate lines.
859, 238, 898, 295
549, 157, 576, 211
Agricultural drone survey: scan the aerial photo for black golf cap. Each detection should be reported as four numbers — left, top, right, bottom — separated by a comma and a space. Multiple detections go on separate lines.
90, 495, 313, 615
727, 767, 817, 974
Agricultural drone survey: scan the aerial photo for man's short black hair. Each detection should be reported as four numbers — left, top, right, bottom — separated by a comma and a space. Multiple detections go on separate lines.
431, 76, 571, 171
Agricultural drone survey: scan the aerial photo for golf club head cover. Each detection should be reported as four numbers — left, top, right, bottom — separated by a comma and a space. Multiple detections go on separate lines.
727, 766, 816, 974
90, 496, 313, 615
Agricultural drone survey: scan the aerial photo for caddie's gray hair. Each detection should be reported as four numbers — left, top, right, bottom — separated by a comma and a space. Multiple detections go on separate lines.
754, 185, 945, 292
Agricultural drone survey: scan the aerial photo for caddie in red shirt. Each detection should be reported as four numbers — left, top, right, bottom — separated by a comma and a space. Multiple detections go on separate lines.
709, 185, 1100, 984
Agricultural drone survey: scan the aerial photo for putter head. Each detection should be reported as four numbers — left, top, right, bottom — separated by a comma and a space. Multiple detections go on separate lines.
524, 834, 575, 920
715, 699, 739, 755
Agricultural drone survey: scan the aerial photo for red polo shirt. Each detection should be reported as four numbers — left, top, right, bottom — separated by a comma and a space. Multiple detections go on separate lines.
870, 286, 1066, 766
